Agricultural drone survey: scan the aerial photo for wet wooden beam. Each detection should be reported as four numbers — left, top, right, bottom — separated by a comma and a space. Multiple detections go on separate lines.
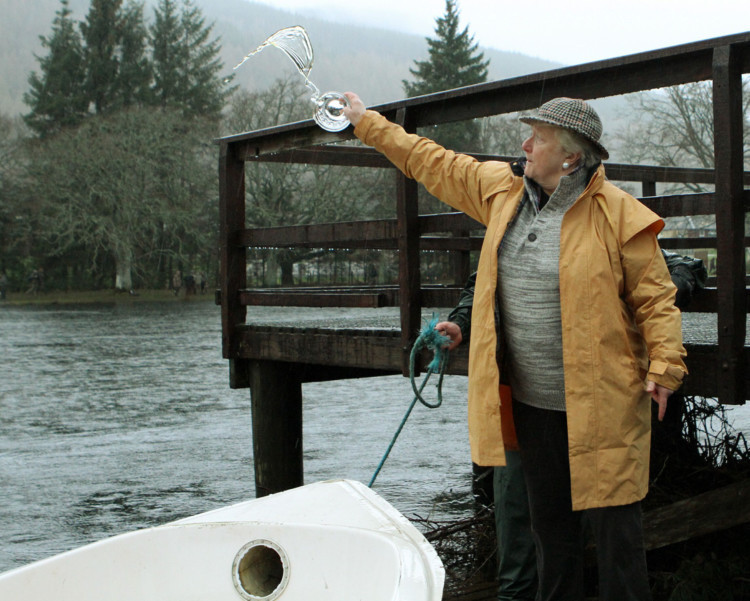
681, 344, 750, 399
219, 142, 250, 388
237, 326, 404, 372
247, 146, 750, 189
230, 329, 747, 401
643, 478, 750, 550
713, 44, 746, 405
237, 213, 483, 249
239, 289, 393, 308
218, 33, 750, 158
249, 360, 303, 496
237, 218, 399, 248
659, 237, 750, 249
236, 285, 464, 309
396, 108, 422, 376
235, 189, 747, 252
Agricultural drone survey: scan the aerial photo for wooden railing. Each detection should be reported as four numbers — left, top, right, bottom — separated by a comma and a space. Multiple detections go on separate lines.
218, 32, 750, 404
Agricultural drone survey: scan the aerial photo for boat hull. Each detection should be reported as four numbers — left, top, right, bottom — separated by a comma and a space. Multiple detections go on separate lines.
0, 479, 444, 601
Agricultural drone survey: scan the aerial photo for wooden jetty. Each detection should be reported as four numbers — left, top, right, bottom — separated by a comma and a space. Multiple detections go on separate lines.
216, 32, 750, 591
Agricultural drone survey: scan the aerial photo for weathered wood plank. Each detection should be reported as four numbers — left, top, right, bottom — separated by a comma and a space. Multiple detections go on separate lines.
234, 190, 748, 251
236, 326, 404, 372
658, 237, 750, 249
219, 142, 250, 388
246, 145, 750, 188
396, 108, 422, 376
713, 44, 747, 405
229, 329, 742, 400
218, 33, 750, 158
643, 478, 750, 550
234, 286, 745, 314
239, 290, 393, 308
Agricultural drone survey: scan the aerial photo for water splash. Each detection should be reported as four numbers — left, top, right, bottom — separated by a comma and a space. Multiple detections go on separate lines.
232, 25, 349, 132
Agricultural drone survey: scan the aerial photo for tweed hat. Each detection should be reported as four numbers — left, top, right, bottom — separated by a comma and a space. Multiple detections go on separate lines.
519, 97, 608, 160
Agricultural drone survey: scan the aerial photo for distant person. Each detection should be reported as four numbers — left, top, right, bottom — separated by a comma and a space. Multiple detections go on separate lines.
184, 274, 197, 295
0, 271, 8, 300
198, 272, 207, 294
344, 93, 687, 600
26, 269, 40, 295
171, 270, 182, 296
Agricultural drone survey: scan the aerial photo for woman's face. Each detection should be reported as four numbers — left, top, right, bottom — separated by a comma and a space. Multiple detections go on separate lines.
521, 124, 575, 194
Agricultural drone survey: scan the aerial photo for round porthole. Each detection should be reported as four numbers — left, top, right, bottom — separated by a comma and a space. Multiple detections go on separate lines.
232, 539, 290, 600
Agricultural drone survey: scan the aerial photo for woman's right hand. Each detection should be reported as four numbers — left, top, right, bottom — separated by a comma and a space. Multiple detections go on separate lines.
343, 92, 366, 127
435, 321, 463, 351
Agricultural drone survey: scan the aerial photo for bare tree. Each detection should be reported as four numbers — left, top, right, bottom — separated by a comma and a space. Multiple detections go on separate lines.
25, 106, 215, 290
616, 80, 750, 193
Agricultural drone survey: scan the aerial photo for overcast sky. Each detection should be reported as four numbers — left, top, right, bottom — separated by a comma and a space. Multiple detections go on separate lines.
249, 0, 749, 66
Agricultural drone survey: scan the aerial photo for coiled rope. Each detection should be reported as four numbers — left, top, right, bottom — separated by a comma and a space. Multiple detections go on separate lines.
368, 313, 451, 487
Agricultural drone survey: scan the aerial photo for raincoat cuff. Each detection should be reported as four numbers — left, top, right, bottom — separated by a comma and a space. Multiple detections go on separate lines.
648, 360, 686, 390
353, 110, 380, 142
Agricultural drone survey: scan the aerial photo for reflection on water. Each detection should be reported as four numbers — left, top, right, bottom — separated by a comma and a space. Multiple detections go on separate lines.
0, 302, 472, 573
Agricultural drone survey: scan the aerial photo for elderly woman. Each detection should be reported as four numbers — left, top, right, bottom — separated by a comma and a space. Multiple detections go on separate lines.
343, 94, 686, 601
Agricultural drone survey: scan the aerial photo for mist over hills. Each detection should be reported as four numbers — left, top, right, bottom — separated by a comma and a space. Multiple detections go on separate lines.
0, 0, 562, 118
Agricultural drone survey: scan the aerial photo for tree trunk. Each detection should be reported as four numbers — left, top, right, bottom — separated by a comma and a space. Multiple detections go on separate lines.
114, 249, 133, 291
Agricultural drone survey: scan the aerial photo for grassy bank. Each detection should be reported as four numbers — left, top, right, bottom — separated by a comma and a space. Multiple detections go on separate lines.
0, 289, 217, 306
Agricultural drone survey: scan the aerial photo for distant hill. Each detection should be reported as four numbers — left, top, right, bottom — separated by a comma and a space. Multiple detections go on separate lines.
0, 0, 562, 117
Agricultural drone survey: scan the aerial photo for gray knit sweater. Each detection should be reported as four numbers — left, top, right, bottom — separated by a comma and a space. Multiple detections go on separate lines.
496, 167, 589, 411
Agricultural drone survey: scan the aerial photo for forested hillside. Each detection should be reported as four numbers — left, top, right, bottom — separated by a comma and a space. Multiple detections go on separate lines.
0, 0, 561, 117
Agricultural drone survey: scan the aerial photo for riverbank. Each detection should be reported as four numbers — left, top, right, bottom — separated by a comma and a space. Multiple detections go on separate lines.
0, 289, 216, 306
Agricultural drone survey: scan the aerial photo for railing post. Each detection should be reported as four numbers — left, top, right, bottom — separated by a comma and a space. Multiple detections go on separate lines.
395, 108, 422, 376
219, 141, 250, 388
641, 180, 656, 197
712, 44, 745, 405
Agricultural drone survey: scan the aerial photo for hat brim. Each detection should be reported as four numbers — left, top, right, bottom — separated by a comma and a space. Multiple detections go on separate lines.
519, 115, 609, 160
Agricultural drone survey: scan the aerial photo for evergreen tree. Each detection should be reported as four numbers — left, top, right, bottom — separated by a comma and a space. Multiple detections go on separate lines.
81, 0, 153, 113
114, 1, 154, 109
150, 0, 182, 109
402, 0, 488, 152
150, 0, 231, 119
403, 0, 489, 97
177, 0, 229, 118
80, 0, 123, 114
403, 0, 490, 214
23, 0, 88, 137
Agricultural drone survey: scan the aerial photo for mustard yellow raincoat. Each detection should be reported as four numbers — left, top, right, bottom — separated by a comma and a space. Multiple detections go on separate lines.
355, 111, 687, 510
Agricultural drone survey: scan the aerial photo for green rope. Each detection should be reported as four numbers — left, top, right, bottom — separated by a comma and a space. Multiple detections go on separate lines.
368, 314, 450, 487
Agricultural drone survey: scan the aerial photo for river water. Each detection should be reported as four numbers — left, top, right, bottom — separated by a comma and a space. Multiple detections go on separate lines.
1, 301, 748, 574
0, 301, 475, 573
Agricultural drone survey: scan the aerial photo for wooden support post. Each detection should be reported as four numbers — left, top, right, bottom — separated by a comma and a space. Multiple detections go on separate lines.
712, 45, 746, 405
641, 180, 656, 198
249, 360, 304, 497
219, 141, 250, 388
395, 108, 422, 376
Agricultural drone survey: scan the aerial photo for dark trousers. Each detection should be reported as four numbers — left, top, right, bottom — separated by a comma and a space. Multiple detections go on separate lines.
493, 450, 538, 601
512, 401, 651, 601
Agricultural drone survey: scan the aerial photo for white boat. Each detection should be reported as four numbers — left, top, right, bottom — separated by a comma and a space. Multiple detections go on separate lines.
0, 479, 445, 600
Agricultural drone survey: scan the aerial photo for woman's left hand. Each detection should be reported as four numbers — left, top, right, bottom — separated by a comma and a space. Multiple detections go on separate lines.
343, 92, 366, 127
646, 381, 673, 421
